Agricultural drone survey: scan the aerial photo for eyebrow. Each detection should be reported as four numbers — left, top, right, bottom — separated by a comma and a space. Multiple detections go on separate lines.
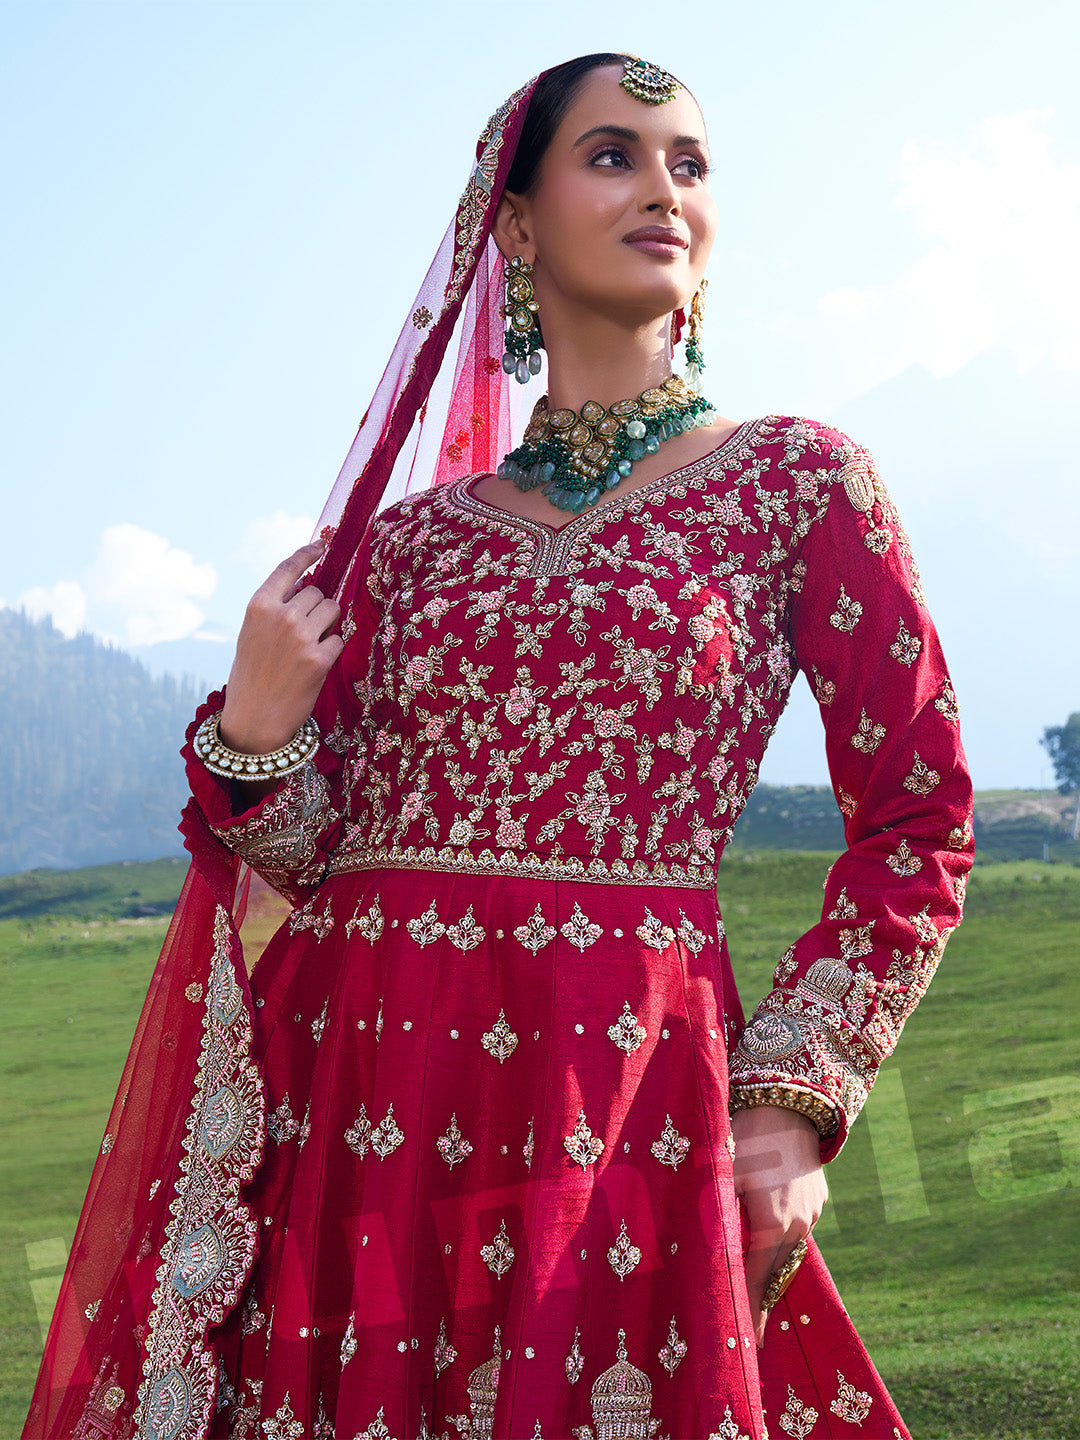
572, 124, 707, 151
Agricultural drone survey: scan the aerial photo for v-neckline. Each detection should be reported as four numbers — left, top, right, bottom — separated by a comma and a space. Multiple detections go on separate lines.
454, 418, 757, 539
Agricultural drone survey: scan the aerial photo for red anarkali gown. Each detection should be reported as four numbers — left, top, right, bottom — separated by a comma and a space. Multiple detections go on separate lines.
178, 416, 972, 1439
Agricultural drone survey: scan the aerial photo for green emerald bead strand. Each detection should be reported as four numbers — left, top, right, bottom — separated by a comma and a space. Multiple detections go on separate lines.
497, 377, 717, 516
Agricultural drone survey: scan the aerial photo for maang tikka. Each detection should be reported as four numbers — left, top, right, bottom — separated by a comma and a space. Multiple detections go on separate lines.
501, 255, 544, 384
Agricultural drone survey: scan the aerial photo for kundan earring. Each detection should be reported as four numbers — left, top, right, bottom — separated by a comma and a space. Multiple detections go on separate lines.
501, 255, 544, 384
684, 280, 707, 394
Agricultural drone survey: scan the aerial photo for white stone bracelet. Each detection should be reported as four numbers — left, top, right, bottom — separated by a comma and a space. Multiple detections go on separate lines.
193, 710, 319, 780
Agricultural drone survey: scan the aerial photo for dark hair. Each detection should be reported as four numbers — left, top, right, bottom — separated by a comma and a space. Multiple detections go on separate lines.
506, 53, 632, 196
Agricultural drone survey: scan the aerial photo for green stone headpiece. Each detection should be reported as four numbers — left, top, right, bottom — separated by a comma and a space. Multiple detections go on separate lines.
619, 56, 679, 105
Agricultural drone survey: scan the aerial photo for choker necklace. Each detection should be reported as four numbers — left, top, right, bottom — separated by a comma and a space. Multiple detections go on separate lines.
497, 376, 717, 515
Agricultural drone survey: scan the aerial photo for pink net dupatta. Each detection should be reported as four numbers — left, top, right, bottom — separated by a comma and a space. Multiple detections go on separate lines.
22, 73, 542, 1440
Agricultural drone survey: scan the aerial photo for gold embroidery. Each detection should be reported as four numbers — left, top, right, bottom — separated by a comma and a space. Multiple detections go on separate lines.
851, 708, 886, 754
650, 1115, 691, 1170
889, 618, 922, 667
635, 907, 675, 952
436, 1113, 474, 1168
481, 1008, 519, 1062
830, 1372, 873, 1424
340, 1313, 357, 1364
607, 1218, 643, 1280
480, 1218, 515, 1277
565, 1325, 585, 1384
778, 1384, 819, 1439
406, 900, 446, 947
829, 583, 863, 633
514, 903, 557, 952
573, 1329, 660, 1438
447, 901, 487, 951
344, 1102, 371, 1158
345, 894, 385, 942
434, 1315, 458, 1374
523, 1116, 535, 1169
563, 1110, 605, 1170
370, 1103, 405, 1159
607, 1001, 647, 1054
886, 838, 923, 876
560, 901, 604, 951
904, 752, 941, 795
658, 1316, 687, 1375
449, 1325, 502, 1438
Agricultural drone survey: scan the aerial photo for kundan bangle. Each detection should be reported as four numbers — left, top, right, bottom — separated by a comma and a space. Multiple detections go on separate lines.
728, 1082, 841, 1141
193, 710, 320, 780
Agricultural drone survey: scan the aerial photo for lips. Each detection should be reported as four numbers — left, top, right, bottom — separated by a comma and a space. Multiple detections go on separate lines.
622, 226, 689, 256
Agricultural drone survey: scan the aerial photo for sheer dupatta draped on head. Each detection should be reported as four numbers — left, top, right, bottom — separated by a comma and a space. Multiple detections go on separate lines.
22, 70, 548, 1440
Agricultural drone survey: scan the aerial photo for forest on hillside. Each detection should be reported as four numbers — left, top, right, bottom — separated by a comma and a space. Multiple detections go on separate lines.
0, 610, 203, 873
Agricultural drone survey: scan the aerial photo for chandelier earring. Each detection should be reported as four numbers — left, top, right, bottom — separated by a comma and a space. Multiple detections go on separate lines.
683, 280, 708, 394
501, 255, 544, 385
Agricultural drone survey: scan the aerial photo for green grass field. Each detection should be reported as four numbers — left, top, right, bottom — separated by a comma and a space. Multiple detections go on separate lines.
1, 854, 1078, 1437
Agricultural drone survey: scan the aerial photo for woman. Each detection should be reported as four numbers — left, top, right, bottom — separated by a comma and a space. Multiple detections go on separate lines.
24, 54, 973, 1440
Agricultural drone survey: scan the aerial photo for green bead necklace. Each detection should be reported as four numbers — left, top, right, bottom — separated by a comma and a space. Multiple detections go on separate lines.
496, 375, 717, 516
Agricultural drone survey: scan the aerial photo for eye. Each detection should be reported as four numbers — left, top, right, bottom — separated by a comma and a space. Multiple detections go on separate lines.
589, 145, 632, 169
674, 155, 709, 181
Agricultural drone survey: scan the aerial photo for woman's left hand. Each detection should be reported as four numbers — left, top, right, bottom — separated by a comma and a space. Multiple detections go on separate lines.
731, 1105, 829, 1347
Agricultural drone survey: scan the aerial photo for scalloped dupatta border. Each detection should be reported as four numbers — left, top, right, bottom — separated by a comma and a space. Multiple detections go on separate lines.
133, 902, 266, 1439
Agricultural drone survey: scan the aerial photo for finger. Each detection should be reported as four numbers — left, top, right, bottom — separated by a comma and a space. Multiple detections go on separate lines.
743, 1238, 782, 1347
266, 541, 327, 598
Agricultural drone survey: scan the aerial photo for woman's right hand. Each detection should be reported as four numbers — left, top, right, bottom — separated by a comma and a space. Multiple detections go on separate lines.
219, 541, 344, 756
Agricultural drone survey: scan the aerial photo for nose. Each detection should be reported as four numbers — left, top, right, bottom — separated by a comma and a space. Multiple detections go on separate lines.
640, 155, 682, 217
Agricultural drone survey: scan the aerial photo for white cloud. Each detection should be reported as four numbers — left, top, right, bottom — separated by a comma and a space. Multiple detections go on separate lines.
813, 110, 1080, 403
88, 524, 217, 647
17, 581, 88, 638
237, 510, 315, 575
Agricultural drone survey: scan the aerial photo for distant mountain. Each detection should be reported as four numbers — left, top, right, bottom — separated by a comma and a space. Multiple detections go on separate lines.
0, 609, 206, 873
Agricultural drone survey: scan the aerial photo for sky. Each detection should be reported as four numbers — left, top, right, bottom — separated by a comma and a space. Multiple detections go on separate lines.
2, 0, 1077, 790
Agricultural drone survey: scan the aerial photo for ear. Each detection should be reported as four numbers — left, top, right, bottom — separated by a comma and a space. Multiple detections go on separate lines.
492, 189, 535, 263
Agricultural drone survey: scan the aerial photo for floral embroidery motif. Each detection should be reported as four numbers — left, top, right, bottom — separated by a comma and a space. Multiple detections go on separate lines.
635, 907, 676, 953
830, 1372, 873, 1424
481, 1008, 519, 1062
829, 583, 862, 633
659, 1315, 687, 1375
268, 1093, 299, 1144
565, 1325, 585, 1384
812, 666, 836, 705
903, 752, 941, 795
708, 1408, 754, 1440
370, 1103, 405, 1159
523, 1116, 535, 1170
344, 1102, 371, 1158
480, 1218, 515, 1277
345, 894, 385, 943
889, 618, 922, 667
651, 1115, 691, 1170
407, 901, 446, 947
607, 1218, 642, 1280
340, 1313, 357, 1365
356, 1404, 395, 1440
560, 901, 604, 952
287, 895, 334, 940
886, 838, 923, 876
262, 1393, 304, 1440
311, 998, 328, 1045
514, 903, 556, 953
607, 1001, 647, 1054
935, 680, 960, 724
563, 1110, 605, 1171
434, 1315, 458, 1374
851, 709, 886, 754
436, 1113, 474, 1169
676, 909, 707, 954
447, 902, 487, 951
778, 1384, 820, 1439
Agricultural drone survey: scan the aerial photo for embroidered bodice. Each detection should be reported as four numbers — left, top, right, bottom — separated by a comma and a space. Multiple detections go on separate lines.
188, 415, 974, 1154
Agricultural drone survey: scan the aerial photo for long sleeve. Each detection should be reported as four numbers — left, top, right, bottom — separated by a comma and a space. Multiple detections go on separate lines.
181, 520, 384, 908
728, 444, 974, 1161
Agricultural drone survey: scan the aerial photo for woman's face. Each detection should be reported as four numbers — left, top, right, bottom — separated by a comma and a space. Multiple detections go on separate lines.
506, 66, 718, 328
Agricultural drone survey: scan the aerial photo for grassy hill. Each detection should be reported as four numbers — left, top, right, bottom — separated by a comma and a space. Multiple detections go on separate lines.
1, 855, 1078, 1437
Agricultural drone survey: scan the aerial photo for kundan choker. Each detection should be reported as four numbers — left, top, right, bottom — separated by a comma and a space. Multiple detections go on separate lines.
496, 375, 717, 515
